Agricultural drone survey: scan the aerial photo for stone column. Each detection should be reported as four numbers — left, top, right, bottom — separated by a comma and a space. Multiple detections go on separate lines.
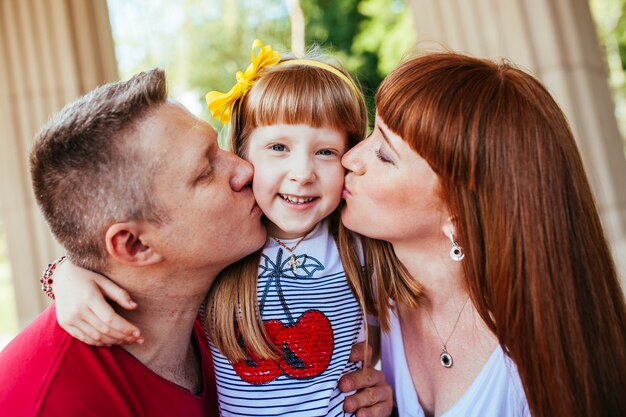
408, 0, 626, 287
0, 0, 118, 327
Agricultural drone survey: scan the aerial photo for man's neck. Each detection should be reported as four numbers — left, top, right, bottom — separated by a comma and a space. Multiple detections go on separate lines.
121, 294, 204, 392
107, 268, 211, 394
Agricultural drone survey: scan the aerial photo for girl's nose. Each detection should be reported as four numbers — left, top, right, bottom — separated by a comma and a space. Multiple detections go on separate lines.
289, 160, 316, 184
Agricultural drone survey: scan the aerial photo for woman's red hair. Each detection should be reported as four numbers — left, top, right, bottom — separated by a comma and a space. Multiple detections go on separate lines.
376, 52, 626, 417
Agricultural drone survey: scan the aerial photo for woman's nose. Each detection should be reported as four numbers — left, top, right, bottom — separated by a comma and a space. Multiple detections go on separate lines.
342, 142, 366, 175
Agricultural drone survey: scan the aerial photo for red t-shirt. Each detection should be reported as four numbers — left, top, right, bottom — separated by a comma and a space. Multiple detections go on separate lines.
0, 304, 218, 417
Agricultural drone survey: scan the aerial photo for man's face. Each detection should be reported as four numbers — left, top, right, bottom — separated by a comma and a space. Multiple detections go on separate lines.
137, 101, 266, 275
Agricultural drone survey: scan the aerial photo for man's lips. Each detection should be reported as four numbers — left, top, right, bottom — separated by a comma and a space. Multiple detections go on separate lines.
251, 202, 263, 215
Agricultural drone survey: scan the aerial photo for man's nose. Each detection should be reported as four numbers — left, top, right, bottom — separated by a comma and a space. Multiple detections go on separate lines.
229, 152, 254, 191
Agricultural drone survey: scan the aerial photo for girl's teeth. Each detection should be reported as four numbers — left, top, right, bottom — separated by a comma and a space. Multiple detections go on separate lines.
280, 194, 314, 204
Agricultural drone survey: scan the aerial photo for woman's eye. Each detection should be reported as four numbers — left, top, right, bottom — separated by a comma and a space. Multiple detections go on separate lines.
271, 144, 285, 152
375, 148, 393, 163
317, 149, 334, 156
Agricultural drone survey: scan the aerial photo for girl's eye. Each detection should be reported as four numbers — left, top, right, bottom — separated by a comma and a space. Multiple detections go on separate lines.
375, 148, 393, 163
317, 149, 334, 156
271, 144, 285, 152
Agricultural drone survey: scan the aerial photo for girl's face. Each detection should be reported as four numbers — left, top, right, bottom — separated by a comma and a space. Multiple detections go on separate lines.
246, 124, 348, 239
341, 115, 447, 245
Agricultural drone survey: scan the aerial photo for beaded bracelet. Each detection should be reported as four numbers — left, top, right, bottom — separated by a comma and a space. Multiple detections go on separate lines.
40, 255, 67, 300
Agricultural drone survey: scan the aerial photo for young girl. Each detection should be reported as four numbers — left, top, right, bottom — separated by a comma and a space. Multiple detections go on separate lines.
46, 40, 410, 416
204, 39, 373, 416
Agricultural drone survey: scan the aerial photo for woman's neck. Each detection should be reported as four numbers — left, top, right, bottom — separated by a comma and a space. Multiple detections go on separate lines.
392, 237, 468, 311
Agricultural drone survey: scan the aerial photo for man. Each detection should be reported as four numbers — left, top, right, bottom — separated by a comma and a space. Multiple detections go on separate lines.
0, 69, 266, 416
0, 69, 391, 417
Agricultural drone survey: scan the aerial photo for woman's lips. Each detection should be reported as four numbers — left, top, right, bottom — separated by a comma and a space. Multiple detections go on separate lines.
342, 184, 352, 198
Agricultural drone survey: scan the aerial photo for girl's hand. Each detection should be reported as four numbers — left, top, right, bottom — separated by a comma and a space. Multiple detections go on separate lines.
53, 260, 143, 346
339, 342, 393, 417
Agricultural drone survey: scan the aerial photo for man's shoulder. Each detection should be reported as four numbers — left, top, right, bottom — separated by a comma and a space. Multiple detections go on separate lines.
0, 305, 134, 416
0, 304, 72, 371
0, 305, 77, 415
0, 309, 218, 417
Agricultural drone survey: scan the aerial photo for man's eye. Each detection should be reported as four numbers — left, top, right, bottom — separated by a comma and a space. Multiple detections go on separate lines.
271, 144, 285, 151
197, 169, 212, 182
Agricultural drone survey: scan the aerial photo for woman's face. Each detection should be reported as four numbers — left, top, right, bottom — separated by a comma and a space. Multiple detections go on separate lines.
341, 114, 448, 244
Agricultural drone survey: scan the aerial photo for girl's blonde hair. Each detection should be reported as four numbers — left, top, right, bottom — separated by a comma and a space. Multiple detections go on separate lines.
205, 55, 377, 361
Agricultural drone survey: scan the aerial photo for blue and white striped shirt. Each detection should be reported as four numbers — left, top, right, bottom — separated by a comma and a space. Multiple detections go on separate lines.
210, 220, 364, 416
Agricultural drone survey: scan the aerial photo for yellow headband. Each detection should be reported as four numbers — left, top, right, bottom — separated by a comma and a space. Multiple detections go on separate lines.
278, 59, 359, 95
205, 39, 358, 124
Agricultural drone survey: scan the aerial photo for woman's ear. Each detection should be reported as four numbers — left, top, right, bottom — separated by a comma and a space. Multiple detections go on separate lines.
441, 216, 456, 239
105, 222, 163, 266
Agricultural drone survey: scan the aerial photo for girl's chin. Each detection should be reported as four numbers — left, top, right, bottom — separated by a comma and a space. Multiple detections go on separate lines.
266, 223, 316, 240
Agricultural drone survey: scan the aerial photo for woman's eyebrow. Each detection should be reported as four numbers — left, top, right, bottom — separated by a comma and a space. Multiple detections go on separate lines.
379, 127, 400, 156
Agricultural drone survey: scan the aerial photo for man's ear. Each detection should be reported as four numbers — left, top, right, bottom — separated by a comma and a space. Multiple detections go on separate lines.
105, 222, 163, 266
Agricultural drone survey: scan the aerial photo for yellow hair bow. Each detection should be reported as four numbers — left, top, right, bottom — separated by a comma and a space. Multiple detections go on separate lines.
206, 39, 281, 124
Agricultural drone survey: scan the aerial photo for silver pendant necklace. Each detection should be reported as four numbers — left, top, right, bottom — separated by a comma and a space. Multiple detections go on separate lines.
425, 297, 470, 368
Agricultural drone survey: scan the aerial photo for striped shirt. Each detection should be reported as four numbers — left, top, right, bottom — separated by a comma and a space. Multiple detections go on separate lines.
210, 220, 364, 416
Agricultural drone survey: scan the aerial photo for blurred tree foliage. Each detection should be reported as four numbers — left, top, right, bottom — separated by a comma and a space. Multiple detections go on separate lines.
109, 0, 292, 127
590, 0, 626, 138
107, 0, 415, 134
301, 0, 415, 119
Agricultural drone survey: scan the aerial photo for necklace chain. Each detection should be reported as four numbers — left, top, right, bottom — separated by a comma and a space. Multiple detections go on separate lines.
272, 234, 308, 253
424, 297, 470, 368
272, 232, 310, 273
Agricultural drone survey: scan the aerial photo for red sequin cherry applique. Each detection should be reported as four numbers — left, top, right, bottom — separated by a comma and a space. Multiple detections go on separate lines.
232, 320, 283, 385
233, 309, 334, 384
232, 249, 334, 384
275, 309, 333, 379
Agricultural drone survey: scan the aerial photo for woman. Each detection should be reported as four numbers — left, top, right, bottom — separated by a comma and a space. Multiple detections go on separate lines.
342, 52, 626, 416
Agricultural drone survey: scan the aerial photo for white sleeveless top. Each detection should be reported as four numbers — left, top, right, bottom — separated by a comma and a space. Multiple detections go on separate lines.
381, 308, 530, 417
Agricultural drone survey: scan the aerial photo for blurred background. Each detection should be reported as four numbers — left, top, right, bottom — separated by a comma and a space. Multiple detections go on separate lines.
1, 0, 626, 348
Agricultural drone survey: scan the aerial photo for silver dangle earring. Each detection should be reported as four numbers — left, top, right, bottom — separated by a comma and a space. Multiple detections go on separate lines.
449, 232, 465, 261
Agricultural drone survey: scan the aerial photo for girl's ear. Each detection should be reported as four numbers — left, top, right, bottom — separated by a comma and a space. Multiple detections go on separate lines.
105, 222, 163, 266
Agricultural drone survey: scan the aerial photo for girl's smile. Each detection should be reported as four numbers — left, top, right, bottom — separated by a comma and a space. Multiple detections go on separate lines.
279, 194, 317, 204
246, 123, 348, 239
